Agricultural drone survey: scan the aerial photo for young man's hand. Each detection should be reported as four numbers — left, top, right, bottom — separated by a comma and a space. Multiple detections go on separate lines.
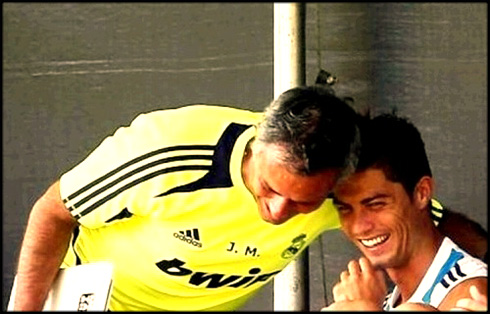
453, 285, 488, 311
328, 257, 387, 309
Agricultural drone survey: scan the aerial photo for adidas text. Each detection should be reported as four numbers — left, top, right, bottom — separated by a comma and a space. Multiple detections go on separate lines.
173, 232, 202, 247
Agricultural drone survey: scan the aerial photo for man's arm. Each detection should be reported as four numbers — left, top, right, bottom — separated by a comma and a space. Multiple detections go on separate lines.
391, 279, 487, 312
438, 277, 487, 311
454, 284, 488, 311
13, 180, 78, 311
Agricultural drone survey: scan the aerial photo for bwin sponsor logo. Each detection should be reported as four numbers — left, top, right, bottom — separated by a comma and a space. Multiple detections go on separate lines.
155, 258, 281, 288
174, 228, 202, 247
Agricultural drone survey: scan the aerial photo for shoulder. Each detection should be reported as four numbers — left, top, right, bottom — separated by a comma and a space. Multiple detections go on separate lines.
434, 238, 487, 310
141, 104, 261, 120
438, 276, 487, 310
437, 237, 487, 283
132, 104, 261, 135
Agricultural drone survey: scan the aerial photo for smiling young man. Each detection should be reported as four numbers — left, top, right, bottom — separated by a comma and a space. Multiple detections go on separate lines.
322, 114, 487, 311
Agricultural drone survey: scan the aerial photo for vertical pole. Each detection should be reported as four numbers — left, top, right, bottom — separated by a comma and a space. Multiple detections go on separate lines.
273, 2, 306, 98
273, 3, 308, 311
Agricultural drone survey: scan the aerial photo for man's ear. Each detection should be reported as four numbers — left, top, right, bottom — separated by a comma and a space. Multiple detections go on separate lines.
413, 176, 434, 210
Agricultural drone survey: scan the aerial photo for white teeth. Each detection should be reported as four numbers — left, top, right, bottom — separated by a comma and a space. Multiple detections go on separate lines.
360, 235, 388, 248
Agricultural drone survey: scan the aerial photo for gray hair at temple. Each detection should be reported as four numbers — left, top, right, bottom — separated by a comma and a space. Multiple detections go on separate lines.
256, 85, 361, 177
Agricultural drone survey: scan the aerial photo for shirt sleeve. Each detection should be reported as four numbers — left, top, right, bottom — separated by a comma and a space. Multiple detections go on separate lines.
59, 110, 171, 228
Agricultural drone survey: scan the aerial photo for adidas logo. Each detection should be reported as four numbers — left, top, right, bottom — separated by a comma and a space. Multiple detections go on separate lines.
173, 228, 202, 247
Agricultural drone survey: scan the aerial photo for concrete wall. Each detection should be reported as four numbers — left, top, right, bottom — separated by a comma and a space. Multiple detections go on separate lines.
3, 3, 486, 310
308, 3, 487, 307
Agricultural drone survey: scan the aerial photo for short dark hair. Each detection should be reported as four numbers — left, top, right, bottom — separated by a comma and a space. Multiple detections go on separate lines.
257, 85, 361, 175
357, 113, 432, 195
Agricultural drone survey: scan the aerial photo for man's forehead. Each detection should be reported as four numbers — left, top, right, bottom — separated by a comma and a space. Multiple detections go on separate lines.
334, 169, 392, 194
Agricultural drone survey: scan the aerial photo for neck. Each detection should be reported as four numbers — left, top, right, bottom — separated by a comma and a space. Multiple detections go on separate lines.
387, 227, 444, 304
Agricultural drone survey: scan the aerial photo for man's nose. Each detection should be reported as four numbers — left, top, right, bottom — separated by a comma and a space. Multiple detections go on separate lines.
268, 195, 291, 220
351, 210, 375, 236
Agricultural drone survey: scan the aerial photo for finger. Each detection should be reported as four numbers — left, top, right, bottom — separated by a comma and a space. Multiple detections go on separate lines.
455, 298, 470, 308
455, 298, 487, 312
359, 257, 385, 284
469, 285, 486, 302
358, 256, 373, 273
340, 270, 349, 282
332, 283, 347, 302
454, 298, 475, 311
347, 260, 361, 276
333, 293, 348, 303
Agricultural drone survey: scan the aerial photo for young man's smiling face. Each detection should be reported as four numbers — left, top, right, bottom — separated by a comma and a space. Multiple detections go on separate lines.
332, 168, 425, 269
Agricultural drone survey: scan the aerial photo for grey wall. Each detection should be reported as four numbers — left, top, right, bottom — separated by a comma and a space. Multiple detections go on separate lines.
3, 3, 274, 310
307, 3, 487, 307
3, 3, 486, 311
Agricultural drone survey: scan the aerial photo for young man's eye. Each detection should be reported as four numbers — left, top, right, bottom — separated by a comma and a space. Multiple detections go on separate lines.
367, 202, 385, 209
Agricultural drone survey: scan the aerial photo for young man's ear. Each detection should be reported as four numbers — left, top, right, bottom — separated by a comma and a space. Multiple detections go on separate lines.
413, 176, 434, 210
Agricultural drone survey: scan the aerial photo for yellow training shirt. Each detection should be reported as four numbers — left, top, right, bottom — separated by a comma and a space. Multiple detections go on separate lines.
59, 104, 342, 311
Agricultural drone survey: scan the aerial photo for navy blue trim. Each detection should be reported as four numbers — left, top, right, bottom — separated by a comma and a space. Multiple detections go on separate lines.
74, 165, 211, 219
454, 262, 467, 277
72, 226, 82, 265
105, 207, 133, 223
155, 123, 252, 197
447, 270, 457, 282
441, 278, 449, 288
71, 155, 212, 210
70, 122, 252, 219
64, 145, 214, 203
